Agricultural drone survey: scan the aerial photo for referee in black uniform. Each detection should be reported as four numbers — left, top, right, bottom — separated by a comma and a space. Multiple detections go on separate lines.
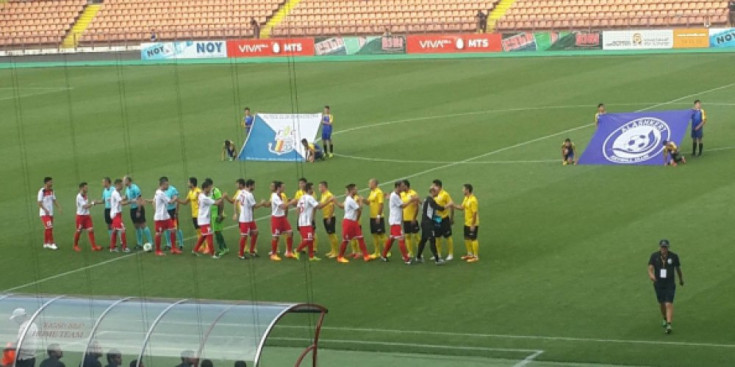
647, 239, 684, 334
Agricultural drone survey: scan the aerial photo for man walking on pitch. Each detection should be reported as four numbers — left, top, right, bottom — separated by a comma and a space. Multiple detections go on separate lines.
432, 179, 454, 260
178, 177, 202, 243
319, 181, 340, 258
38, 177, 61, 250
648, 239, 684, 334
290, 178, 319, 252
321, 105, 334, 158
365, 178, 386, 259
229, 179, 266, 259
401, 180, 420, 258
451, 184, 480, 263
207, 178, 229, 256
192, 180, 226, 258
691, 99, 706, 157
382, 181, 418, 264
124, 176, 153, 249
268, 181, 294, 261
415, 186, 445, 265
295, 183, 330, 261
149, 177, 181, 256
109, 179, 129, 252
74, 182, 102, 252
101, 177, 119, 247
335, 184, 372, 263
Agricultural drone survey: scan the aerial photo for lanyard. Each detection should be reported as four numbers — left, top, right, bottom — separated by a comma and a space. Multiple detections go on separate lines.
660, 254, 668, 268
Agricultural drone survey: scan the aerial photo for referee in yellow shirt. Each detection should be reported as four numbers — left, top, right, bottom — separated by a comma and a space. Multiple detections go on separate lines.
401, 179, 420, 257
318, 181, 339, 258
365, 178, 386, 259
432, 179, 454, 260
177, 177, 203, 244
451, 184, 480, 263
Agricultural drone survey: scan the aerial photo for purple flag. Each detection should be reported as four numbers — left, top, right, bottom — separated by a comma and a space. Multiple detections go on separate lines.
578, 110, 692, 165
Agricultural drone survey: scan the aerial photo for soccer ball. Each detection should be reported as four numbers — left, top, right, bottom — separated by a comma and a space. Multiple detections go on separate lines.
626, 134, 649, 151
143, 243, 153, 252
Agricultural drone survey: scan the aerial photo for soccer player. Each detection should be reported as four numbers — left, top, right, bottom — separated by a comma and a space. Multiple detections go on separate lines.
192, 180, 226, 258
290, 178, 319, 253
242, 107, 254, 135
295, 183, 331, 261
691, 99, 706, 156
451, 184, 480, 263
595, 103, 605, 129
382, 181, 418, 264
109, 179, 129, 252
268, 181, 294, 261
318, 181, 340, 258
229, 179, 266, 259
401, 179, 420, 258
432, 179, 454, 260
165, 180, 184, 250
38, 177, 61, 250
124, 176, 152, 250
561, 138, 577, 166
101, 177, 118, 246
365, 178, 386, 259
177, 177, 203, 243
206, 178, 229, 256
662, 140, 686, 167
415, 186, 445, 265
647, 239, 684, 334
74, 182, 102, 252
149, 177, 180, 256
301, 138, 324, 162
222, 140, 237, 161
321, 105, 334, 158
334, 184, 372, 263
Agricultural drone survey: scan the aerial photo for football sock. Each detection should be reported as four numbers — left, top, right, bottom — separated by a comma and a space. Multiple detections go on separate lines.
323, 144, 328, 153
698, 143, 703, 155
239, 236, 247, 257
108, 229, 113, 242
194, 235, 205, 252
286, 235, 294, 253
350, 239, 359, 254
215, 232, 227, 250
74, 231, 81, 247
154, 232, 162, 252
357, 238, 369, 257
176, 229, 184, 248
412, 234, 420, 253
329, 144, 334, 154
398, 239, 408, 261
206, 236, 214, 254
405, 236, 413, 256
372, 236, 381, 256
692, 142, 697, 155
169, 231, 177, 250
47, 228, 55, 244
446, 237, 454, 256
338, 241, 348, 257
416, 238, 425, 258
135, 228, 143, 245
120, 232, 127, 248
472, 240, 479, 257
196, 228, 202, 241
328, 234, 339, 254
165, 230, 172, 247
143, 227, 153, 244
382, 238, 393, 258
110, 232, 117, 249
250, 232, 258, 253
313, 233, 319, 252
88, 232, 97, 248
464, 239, 472, 255
429, 239, 439, 261
436, 240, 443, 257
271, 237, 279, 254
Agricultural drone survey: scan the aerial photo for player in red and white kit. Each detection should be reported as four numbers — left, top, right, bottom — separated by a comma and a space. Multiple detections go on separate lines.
382, 180, 417, 264
149, 177, 181, 256
74, 182, 102, 252
228, 179, 266, 259
295, 182, 330, 261
109, 179, 129, 252
334, 183, 372, 263
38, 177, 62, 250
268, 181, 294, 262
192, 179, 226, 258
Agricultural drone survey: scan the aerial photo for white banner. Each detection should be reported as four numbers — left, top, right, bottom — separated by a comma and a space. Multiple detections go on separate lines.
239, 114, 323, 162
140, 40, 226, 60
602, 30, 674, 50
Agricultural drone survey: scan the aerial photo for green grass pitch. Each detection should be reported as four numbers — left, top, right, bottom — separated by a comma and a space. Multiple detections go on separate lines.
2, 52, 735, 366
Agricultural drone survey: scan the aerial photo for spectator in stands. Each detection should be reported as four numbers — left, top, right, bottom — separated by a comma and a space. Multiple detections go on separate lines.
39, 344, 64, 367
251, 18, 261, 39
729, 1, 735, 26
476, 10, 487, 33
383, 26, 392, 37
150, 29, 157, 42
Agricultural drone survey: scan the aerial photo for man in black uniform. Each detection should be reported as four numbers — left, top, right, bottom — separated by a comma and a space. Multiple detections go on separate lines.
647, 239, 684, 334
414, 186, 445, 265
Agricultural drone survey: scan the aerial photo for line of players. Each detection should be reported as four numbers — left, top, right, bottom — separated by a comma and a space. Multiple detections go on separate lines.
37, 175, 480, 264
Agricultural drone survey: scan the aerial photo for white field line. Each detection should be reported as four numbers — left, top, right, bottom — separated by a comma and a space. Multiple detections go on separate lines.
0, 88, 72, 101
335, 154, 559, 165
4, 83, 734, 292
514, 350, 545, 367
270, 336, 542, 353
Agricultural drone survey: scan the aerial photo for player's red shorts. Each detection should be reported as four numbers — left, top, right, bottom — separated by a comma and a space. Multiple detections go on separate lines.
299, 226, 314, 241
111, 213, 125, 231
154, 219, 173, 234
76, 215, 93, 231
199, 224, 212, 236
342, 219, 363, 240
41, 215, 54, 229
271, 216, 292, 236
239, 221, 257, 236
389, 224, 403, 238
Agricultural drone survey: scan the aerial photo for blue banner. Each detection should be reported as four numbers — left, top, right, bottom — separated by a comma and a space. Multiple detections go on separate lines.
238, 114, 322, 162
709, 28, 735, 48
140, 41, 227, 60
578, 110, 692, 165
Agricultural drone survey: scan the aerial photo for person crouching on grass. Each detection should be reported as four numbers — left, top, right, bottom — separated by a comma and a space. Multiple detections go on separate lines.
222, 140, 237, 161
561, 138, 577, 166
301, 139, 324, 162
662, 140, 686, 167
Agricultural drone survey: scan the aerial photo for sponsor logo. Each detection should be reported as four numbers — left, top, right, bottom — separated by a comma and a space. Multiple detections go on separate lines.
407, 34, 501, 54
227, 39, 315, 57
268, 125, 296, 156
602, 117, 670, 164
419, 39, 452, 49
575, 33, 601, 47
709, 28, 735, 48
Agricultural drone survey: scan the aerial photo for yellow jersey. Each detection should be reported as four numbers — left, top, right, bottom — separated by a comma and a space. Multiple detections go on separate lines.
367, 188, 384, 218
320, 190, 335, 218
435, 189, 452, 219
186, 187, 202, 218
462, 194, 479, 227
562, 142, 577, 154
664, 142, 679, 154
294, 189, 305, 201
401, 189, 419, 222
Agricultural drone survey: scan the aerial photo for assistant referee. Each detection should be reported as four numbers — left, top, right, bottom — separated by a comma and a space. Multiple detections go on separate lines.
647, 239, 684, 334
